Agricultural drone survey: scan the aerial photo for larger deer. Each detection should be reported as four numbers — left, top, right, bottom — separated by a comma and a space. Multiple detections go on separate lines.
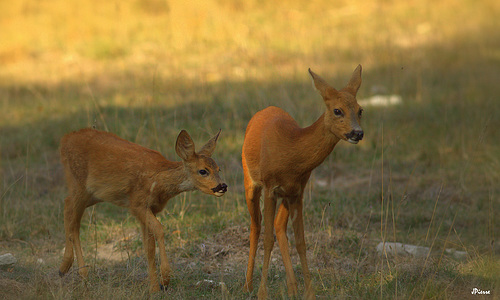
58, 128, 227, 292
242, 65, 363, 299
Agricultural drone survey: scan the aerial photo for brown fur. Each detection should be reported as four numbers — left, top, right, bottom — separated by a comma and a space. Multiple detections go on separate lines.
58, 128, 227, 292
242, 66, 363, 299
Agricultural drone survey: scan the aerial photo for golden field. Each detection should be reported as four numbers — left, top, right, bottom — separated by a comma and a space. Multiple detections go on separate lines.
1, 0, 499, 298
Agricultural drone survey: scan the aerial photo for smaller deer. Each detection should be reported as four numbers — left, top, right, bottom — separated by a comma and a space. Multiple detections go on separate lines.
242, 65, 363, 299
58, 128, 227, 292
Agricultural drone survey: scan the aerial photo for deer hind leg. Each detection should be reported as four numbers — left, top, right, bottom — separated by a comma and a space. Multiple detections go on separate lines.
243, 164, 263, 293
290, 196, 315, 300
275, 199, 298, 297
59, 196, 75, 276
257, 189, 277, 300
60, 189, 91, 278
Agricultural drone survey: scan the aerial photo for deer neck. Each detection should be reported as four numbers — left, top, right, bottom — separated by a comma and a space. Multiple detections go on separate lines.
155, 162, 195, 197
293, 113, 340, 173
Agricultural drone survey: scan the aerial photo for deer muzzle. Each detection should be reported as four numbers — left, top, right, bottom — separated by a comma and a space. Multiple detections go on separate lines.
212, 183, 228, 196
345, 129, 364, 144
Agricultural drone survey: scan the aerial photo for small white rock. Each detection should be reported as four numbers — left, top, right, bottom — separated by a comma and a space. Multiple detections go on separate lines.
359, 94, 402, 107
195, 279, 227, 290
0, 253, 17, 266
445, 248, 468, 260
376, 242, 430, 257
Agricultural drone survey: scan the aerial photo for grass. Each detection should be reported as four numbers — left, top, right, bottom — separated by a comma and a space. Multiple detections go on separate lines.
1, 0, 499, 299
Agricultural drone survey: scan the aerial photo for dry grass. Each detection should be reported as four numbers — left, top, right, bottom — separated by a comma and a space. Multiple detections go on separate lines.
1, 0, 499, 298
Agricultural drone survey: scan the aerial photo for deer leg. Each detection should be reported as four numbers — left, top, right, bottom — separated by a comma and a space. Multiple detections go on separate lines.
59, 196, 75, 276
275, 200, 298, 297
257, 189, 277, 300
140, 222, 161, 292
132, 206, 171, 292
68, 190, 91, 279
243, 175, 262, 292
147, 211, 171, 290
290, 196, 315, 300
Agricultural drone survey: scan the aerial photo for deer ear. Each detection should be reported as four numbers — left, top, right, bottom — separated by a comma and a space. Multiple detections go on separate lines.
308, 68, 339, 99
344, 64, 362, 96
197, 129, 221, 157
176, 130, 196, 161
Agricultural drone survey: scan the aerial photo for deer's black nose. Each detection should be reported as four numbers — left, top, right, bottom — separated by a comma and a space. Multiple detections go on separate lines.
346, 130, 364, 141
355, 130, 364, 140
212, 183, 228, 194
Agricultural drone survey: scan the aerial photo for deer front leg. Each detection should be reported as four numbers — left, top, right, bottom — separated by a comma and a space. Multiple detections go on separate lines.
146, 212, 171, 289
132, 206, 172, 292
141, 224, 161, 292
290, 197, 315, 300
275, 200, 298, 297
258, 189, 277, 300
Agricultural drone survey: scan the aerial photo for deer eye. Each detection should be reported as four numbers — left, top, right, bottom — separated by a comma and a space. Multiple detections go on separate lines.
198, 169, 209, 176
333, 109, 343, 117
358, 109, 363, 118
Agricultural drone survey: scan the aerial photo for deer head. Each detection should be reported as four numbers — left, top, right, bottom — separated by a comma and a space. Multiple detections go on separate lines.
175, 129, 227, 196
309, 65, 364, 144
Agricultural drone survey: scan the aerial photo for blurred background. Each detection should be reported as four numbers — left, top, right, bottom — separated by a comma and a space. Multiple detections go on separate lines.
0, 0, 498, 298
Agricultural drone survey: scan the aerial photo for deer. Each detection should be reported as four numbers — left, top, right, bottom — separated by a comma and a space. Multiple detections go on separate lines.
58, 128, 228, 292
242, 65, 364, 299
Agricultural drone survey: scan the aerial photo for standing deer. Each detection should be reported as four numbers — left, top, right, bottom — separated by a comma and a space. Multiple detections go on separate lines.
242, 65, 364, 299
58, 128, 227, 292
